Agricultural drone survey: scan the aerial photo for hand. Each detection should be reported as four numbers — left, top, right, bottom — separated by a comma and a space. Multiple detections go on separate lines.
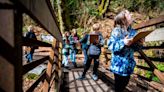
124, 36, 133, 46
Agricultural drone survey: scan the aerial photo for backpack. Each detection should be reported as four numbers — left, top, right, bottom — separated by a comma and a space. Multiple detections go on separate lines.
88, 45, 101, 56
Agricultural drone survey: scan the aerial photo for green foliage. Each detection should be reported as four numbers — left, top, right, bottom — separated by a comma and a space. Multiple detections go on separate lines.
109, 0, 164, 14
152, 76, 160, 83
157, 63, 164, 72
84, 0, 99, 16
26, 73, 39, 80
145, 71, 152, 79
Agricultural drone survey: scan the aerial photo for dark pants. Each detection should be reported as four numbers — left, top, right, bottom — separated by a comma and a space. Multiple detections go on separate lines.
82, 55, 99, 76
114, 73, 130, 92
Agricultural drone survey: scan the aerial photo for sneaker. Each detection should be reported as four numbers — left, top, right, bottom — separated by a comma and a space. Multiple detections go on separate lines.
92, 74, 98, 81
77, 75, 86, 80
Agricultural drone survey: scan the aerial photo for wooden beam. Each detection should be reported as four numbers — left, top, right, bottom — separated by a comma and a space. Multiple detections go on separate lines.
138, 50, 164, 84
22, 56, 49, 75
134, 15, 164, 30
10, 0, 62, 42
26, 70, 46, 92
43, 38, 56, 92
136, 65, 153, 71
137, 56, 164, 62
142, 44, 164, 49
22, 37, 52, 47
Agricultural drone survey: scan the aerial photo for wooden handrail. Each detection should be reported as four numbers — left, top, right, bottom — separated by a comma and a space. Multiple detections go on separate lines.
10, 0, 62, 42
134, 15, 164, 30
26, 70, 46, 92
22, 56, 49, 75
136, 65, 153, 71
0, 0, 63, 92
22, 37, 52, 47
137, 50, 164, 84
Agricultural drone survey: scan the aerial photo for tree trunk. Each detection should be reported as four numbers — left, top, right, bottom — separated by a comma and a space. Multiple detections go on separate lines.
56, 0, 64, 34
98, 0, 111, 16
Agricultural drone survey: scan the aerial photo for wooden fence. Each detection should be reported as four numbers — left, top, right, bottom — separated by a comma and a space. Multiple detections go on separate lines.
0, 0, 62, 92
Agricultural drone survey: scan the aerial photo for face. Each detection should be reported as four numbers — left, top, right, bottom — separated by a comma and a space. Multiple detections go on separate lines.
125, 10, 133, 26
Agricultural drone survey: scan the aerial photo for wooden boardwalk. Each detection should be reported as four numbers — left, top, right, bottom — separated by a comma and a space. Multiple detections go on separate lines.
61, 68, 114, 92
60, 65, 161, 92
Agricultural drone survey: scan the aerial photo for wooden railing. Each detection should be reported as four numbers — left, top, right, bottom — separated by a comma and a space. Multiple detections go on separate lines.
102, 15, 164, 91
0, 0, 63, 92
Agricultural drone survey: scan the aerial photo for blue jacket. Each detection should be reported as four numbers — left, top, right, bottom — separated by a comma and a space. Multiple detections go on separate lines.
108, 26, 137, 76
79, 34, 89, 50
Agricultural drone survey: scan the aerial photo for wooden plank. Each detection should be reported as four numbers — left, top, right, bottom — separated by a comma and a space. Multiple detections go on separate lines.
137, 56, 164, 62
13, 8, 24, 92
154, 69, 164, 85
142, 44, 164, 49
145, 28, 164, 42
138, 50, 164, 84
134, 15, 164, 30
0, 1, 15, 91
11, 0, 62, 42
138, 50, 157, 69
22, 56, 49, 75
43, 38, 56, 92
0, 0, 14, 9
136, 65, 153, 71
22, 37, 52, 47
26, 70, 46, 92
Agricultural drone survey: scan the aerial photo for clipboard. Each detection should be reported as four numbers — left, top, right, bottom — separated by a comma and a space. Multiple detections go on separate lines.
89, 34, 99, 44
132, 30, 152, 43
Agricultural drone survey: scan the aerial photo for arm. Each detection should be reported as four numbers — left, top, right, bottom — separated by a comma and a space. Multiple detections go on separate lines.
108, 28, 125, 52
98, 33, 104, 47
79, 34, 88, 43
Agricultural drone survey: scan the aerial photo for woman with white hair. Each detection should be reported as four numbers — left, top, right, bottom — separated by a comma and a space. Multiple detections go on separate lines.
107, 10, 143, 92
78, 23, 104, 81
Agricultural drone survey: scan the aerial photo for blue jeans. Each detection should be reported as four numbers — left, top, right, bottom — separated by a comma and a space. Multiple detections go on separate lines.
70, 49, 76, 65
26, 48, 35, 63
26, 53, 33, 62
62, 55, 69, 66
82, 49, 88, 65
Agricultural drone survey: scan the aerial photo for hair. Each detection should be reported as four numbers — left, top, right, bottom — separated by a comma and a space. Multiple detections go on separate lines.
114, 10, 129, 30
92, 23, 100, 31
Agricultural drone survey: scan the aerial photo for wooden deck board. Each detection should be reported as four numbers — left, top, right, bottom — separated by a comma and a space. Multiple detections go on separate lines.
61, 67, 114, 92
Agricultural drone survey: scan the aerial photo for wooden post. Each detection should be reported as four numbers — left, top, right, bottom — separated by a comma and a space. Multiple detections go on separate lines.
14, 7, 23, 92
138, 50, 164, 84
0, 1, 23, 91
58, 42, 62, 70
43, 38, 56, 92
54, 41, 60, 92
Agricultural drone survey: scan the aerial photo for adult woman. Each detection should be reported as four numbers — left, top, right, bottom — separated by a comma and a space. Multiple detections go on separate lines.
78, 24, 104, 81
108, 10, 139, 92
69, 29, 79, 67
62, 31, 71, 67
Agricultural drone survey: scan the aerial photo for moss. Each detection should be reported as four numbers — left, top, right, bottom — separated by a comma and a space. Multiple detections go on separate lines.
26, 73, 39, 80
